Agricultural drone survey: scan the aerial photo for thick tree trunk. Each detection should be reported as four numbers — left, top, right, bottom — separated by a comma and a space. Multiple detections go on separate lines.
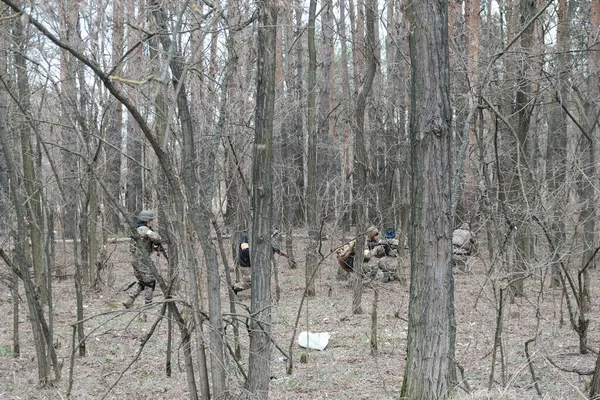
545, 0, 571, 288
401, 1, 455, 398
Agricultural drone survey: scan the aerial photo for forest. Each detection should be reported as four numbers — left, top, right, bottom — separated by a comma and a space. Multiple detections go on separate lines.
1, 0, 600, 399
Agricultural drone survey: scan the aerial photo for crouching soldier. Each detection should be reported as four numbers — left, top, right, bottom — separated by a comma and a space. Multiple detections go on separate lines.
232, 229, 286, 293
233, 231, 252, 293
123, 210, 163, 308
452, 222, 477, 271
336, 226, 398, 283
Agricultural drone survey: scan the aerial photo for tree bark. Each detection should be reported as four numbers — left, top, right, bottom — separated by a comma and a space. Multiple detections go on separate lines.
150, 2, 218, 398
247, 1, 277, 396
351, 0, 377, 314
106, 0, 124, 235
546, 0, 572, 288
579, 0, 600, 313
401, 1, 455, 398
305, 0, 318, 297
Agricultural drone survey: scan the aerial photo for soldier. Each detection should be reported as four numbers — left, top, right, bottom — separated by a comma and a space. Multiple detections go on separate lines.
232, 229, 286, 293
233, 231, 251, 293
452, 222, 476, 255
452, 222, 477, 271
336, 226, 398, 282
123, 210, 163, 308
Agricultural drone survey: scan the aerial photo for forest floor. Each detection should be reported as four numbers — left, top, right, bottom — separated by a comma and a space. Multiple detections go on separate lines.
0, 232, 598, 399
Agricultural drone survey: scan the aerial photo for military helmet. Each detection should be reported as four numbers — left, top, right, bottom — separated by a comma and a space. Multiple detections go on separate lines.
365, 226, 379, 240
138, 210, 155, 222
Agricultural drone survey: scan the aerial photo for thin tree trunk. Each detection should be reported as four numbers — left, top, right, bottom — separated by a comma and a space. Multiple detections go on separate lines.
336, 0, 352, 281
580, 0, 600, 312
305, 0, 318, 297
0, 119, 55, 385
545, 0, 571, 288
351, 0, 377, 314
15, 12, 47, 307
106, 0, 124, 235
247, 1, 277, 395
150, 2, 216, 398
0, 93, 20, 359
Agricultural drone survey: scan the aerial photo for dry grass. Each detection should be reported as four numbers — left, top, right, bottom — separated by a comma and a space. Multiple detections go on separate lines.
0, 235, 598, 399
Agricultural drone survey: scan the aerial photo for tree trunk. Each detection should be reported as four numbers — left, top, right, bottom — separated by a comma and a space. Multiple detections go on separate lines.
150, 3, 216, 398
351, 0, 377, 314
15, 12, 47, 307
545, 0, 571, 288
401, 1, 455, 398
0, 105, 57, 385
580, 0, 600, 312
305, 0, 318, 297
106, 0, 124, 235
590, 337, 600, 399
247, 1, 277, 396
0, 86, 21, 359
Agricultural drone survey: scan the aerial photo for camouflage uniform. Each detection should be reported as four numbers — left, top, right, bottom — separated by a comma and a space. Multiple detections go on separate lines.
452, 223, 476, 255
336, 226, 399, 282
452, 223, 476, 271
124, 210, 162, 308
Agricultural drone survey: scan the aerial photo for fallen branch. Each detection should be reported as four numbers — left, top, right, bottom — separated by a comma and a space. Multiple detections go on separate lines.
544, 354, 594, 376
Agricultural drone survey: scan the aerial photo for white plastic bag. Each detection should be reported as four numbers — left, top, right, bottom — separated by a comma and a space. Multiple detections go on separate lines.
298, 331, 330, 351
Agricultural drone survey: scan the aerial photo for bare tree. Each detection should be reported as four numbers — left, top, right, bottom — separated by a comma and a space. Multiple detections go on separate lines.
305, 0, 318, 297
246, 0, 277, 396
106, 0, 125, 235
351, 0, 378, 314
545, 0, 572, 288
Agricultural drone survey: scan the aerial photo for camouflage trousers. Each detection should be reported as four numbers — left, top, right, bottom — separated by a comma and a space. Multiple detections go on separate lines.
126, 280, 156, 306
362, 258, 399, 283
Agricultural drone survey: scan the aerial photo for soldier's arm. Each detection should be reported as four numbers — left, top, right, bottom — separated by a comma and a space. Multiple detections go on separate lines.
145, 229, 162, 244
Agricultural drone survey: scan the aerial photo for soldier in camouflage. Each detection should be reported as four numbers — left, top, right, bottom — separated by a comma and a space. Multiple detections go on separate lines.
123, 210, 163, 308
232, 229, 285, 293
337, 226, 399, 283
452, 222, 477, 271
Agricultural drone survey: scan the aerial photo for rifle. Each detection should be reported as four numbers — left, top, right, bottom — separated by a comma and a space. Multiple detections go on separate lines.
368, 240, 392, 257
154, 243, 169, 260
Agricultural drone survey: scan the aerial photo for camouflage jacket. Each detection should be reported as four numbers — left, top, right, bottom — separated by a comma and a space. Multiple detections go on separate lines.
337, 237, 398, 262
452, 228, 475, 255
130, 225, 162, 282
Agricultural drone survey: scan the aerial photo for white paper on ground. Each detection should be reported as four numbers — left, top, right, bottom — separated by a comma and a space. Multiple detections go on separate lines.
297, 331, 330, 351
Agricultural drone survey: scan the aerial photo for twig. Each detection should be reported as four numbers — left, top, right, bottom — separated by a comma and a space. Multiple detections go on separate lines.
525, 338, 542, 397
456, 362, 471, 393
